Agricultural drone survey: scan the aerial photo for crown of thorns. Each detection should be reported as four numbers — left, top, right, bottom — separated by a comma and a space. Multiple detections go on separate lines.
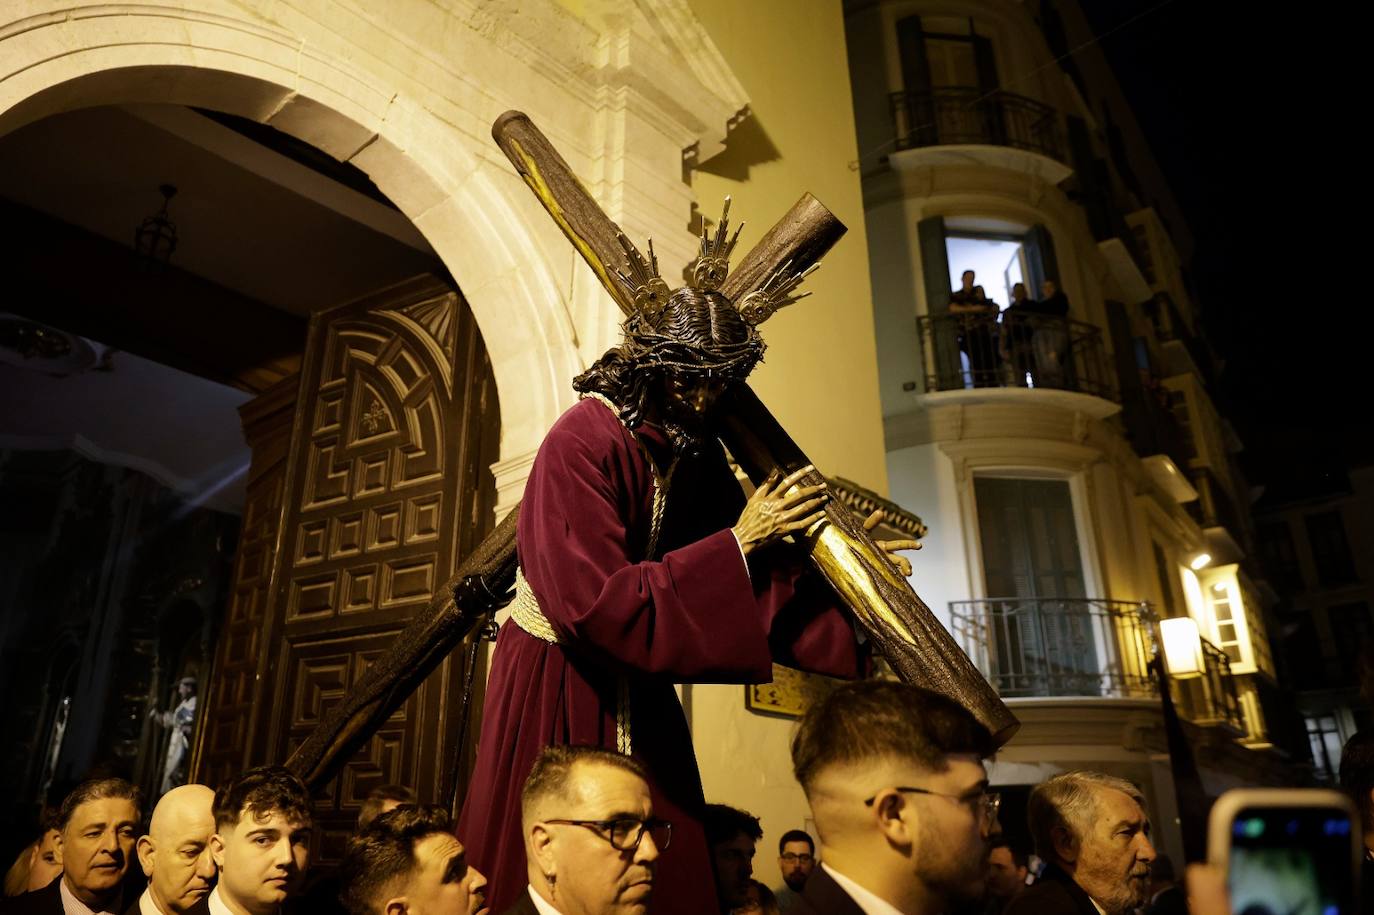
613, 197, 820, 328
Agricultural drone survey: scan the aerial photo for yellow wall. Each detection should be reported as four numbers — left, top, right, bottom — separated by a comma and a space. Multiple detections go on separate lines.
686, 0, 888, 496
683, 0, 885, 877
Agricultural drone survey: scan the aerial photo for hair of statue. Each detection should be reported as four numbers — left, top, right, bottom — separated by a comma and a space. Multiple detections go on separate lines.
338, 804, 452, 915
1025, 770, 1146, 864
519, 745, 649, 826
790, 679, 994, 795
57, 778, 142, 831
211, 765, 313, 832
572, 286, 764, 432
702, 803, 762, 847
778, 829, 814, 856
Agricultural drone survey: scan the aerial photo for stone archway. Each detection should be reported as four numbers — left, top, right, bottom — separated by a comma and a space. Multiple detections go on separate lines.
0, 5, 586, 474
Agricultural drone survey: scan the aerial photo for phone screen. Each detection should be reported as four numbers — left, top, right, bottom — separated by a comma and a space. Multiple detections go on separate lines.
1227, 805, 1356, 915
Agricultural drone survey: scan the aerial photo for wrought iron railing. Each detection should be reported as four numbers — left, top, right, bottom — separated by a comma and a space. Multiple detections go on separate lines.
1175, 636, 1246, 734
950, 598, 1156, 699
916, 311, 1118, 400
890, 88, 1067, 163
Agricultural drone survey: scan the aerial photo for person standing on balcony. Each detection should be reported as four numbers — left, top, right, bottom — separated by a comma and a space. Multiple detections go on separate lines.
950, 271, 1000, 388
1032, 280, 1071, 389
1000, 283, 1038, 387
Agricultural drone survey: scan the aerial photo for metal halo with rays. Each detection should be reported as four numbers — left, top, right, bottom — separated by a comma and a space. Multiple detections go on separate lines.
691, 196, 743, 292
613, 196, 822, 328
737, 259, 821, 326
614, 232, 671, 320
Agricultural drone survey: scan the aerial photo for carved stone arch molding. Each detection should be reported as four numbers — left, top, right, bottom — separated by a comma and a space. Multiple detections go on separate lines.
0, 2, 579, 466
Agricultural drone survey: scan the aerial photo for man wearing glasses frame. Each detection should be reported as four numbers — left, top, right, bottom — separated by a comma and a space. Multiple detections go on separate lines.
788, 680, 999, 915
507, 746, 670, 915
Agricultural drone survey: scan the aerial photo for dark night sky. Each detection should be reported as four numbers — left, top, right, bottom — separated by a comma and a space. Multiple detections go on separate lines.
1081, 1, 1368, 498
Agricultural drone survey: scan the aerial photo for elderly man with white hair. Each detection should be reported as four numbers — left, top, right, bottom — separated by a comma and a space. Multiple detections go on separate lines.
1005, 771, 1157, 915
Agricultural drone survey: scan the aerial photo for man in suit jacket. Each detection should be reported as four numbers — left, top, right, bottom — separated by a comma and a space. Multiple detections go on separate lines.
179, 766, 313, 915
501, 745, 667, 915
335, 804, 487, 915
788, 680, 999, 915
125, 785, 216, 915
1004, 772, 1157, 915
1, 778, 142, 915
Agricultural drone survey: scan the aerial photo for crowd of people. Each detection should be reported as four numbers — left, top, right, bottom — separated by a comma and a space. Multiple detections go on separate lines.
947, 269, 1072, 389
6, 677, 1366, 915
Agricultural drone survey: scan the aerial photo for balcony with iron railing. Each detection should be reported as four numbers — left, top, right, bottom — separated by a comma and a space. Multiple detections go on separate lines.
950, 597, 1246, 733
890, 88, 1068, 164
915, 311, 1119, 414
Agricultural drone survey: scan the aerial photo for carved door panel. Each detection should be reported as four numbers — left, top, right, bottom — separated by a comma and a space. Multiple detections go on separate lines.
199, 275, 499, 861
192, 375, 298, 788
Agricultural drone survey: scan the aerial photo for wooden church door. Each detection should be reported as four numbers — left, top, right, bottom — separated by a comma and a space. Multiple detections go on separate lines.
193, 275, 500, 860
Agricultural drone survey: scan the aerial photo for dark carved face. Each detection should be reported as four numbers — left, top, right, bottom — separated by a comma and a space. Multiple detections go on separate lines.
656, 374, 729, 456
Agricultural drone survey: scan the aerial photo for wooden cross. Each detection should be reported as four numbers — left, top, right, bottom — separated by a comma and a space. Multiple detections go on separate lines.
287, 113, 1017, 791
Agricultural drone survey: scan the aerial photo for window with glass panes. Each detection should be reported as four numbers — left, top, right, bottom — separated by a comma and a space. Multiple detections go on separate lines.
1208, 584, 1241, 664
1307, 714, 1343, 780
1306, 510, 1356, 586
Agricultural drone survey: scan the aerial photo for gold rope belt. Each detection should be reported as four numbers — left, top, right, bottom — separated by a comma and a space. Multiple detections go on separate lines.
508, 393, 677, 757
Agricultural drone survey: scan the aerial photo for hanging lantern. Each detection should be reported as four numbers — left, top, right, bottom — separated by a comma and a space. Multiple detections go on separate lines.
134, 184, 179, 267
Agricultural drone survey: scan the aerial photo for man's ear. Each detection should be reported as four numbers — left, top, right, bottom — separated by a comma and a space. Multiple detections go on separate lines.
870, 791, 915, 847
209, 832, 227, 869
530, 823, 556, 879
52, 833, 64, 867
384, 897, 408, 915
1050, 824, 1078, 865
136, 836, 156, 877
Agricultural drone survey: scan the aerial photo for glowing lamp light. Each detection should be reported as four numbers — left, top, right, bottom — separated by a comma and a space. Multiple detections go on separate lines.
1189, 552, 1212, 570
1160, 616, 1204, 678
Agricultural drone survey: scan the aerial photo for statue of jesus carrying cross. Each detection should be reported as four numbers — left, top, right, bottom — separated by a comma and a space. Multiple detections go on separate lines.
457, 194, 924, 913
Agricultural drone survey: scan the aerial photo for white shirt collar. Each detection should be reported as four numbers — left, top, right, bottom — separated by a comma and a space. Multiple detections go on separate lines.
527, 885, 564, 915
58, 877, 118, 915
821, 863, 908, 915
139, 888, 163, 915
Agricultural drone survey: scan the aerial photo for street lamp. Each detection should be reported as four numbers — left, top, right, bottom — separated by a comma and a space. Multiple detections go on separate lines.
1160, 616, 1204, 678
1189, 552, 1212, 570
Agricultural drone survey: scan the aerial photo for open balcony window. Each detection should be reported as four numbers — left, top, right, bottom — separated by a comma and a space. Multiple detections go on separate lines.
914, 216, 1115, 400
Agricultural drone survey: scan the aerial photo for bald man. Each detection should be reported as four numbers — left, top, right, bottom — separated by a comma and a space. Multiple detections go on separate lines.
129, 785, 216, 915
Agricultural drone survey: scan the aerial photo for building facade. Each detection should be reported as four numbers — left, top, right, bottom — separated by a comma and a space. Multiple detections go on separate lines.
842, 0, 1308, 859
1255, 465, 1374, 780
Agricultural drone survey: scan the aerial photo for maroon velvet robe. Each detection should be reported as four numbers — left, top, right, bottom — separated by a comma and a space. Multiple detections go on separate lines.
457, 398, 860, 915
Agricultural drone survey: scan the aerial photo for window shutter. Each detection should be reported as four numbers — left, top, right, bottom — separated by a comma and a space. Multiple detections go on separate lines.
897, 16, 931, 93
1024, 224, 1060, 294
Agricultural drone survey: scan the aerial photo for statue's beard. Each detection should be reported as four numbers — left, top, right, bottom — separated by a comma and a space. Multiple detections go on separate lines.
660, 414, 708, 458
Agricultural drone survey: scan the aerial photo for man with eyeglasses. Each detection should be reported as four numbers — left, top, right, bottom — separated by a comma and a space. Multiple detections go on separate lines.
773, 830, 815, 911
788, 680, 998, 915
507, 746, 670, 915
